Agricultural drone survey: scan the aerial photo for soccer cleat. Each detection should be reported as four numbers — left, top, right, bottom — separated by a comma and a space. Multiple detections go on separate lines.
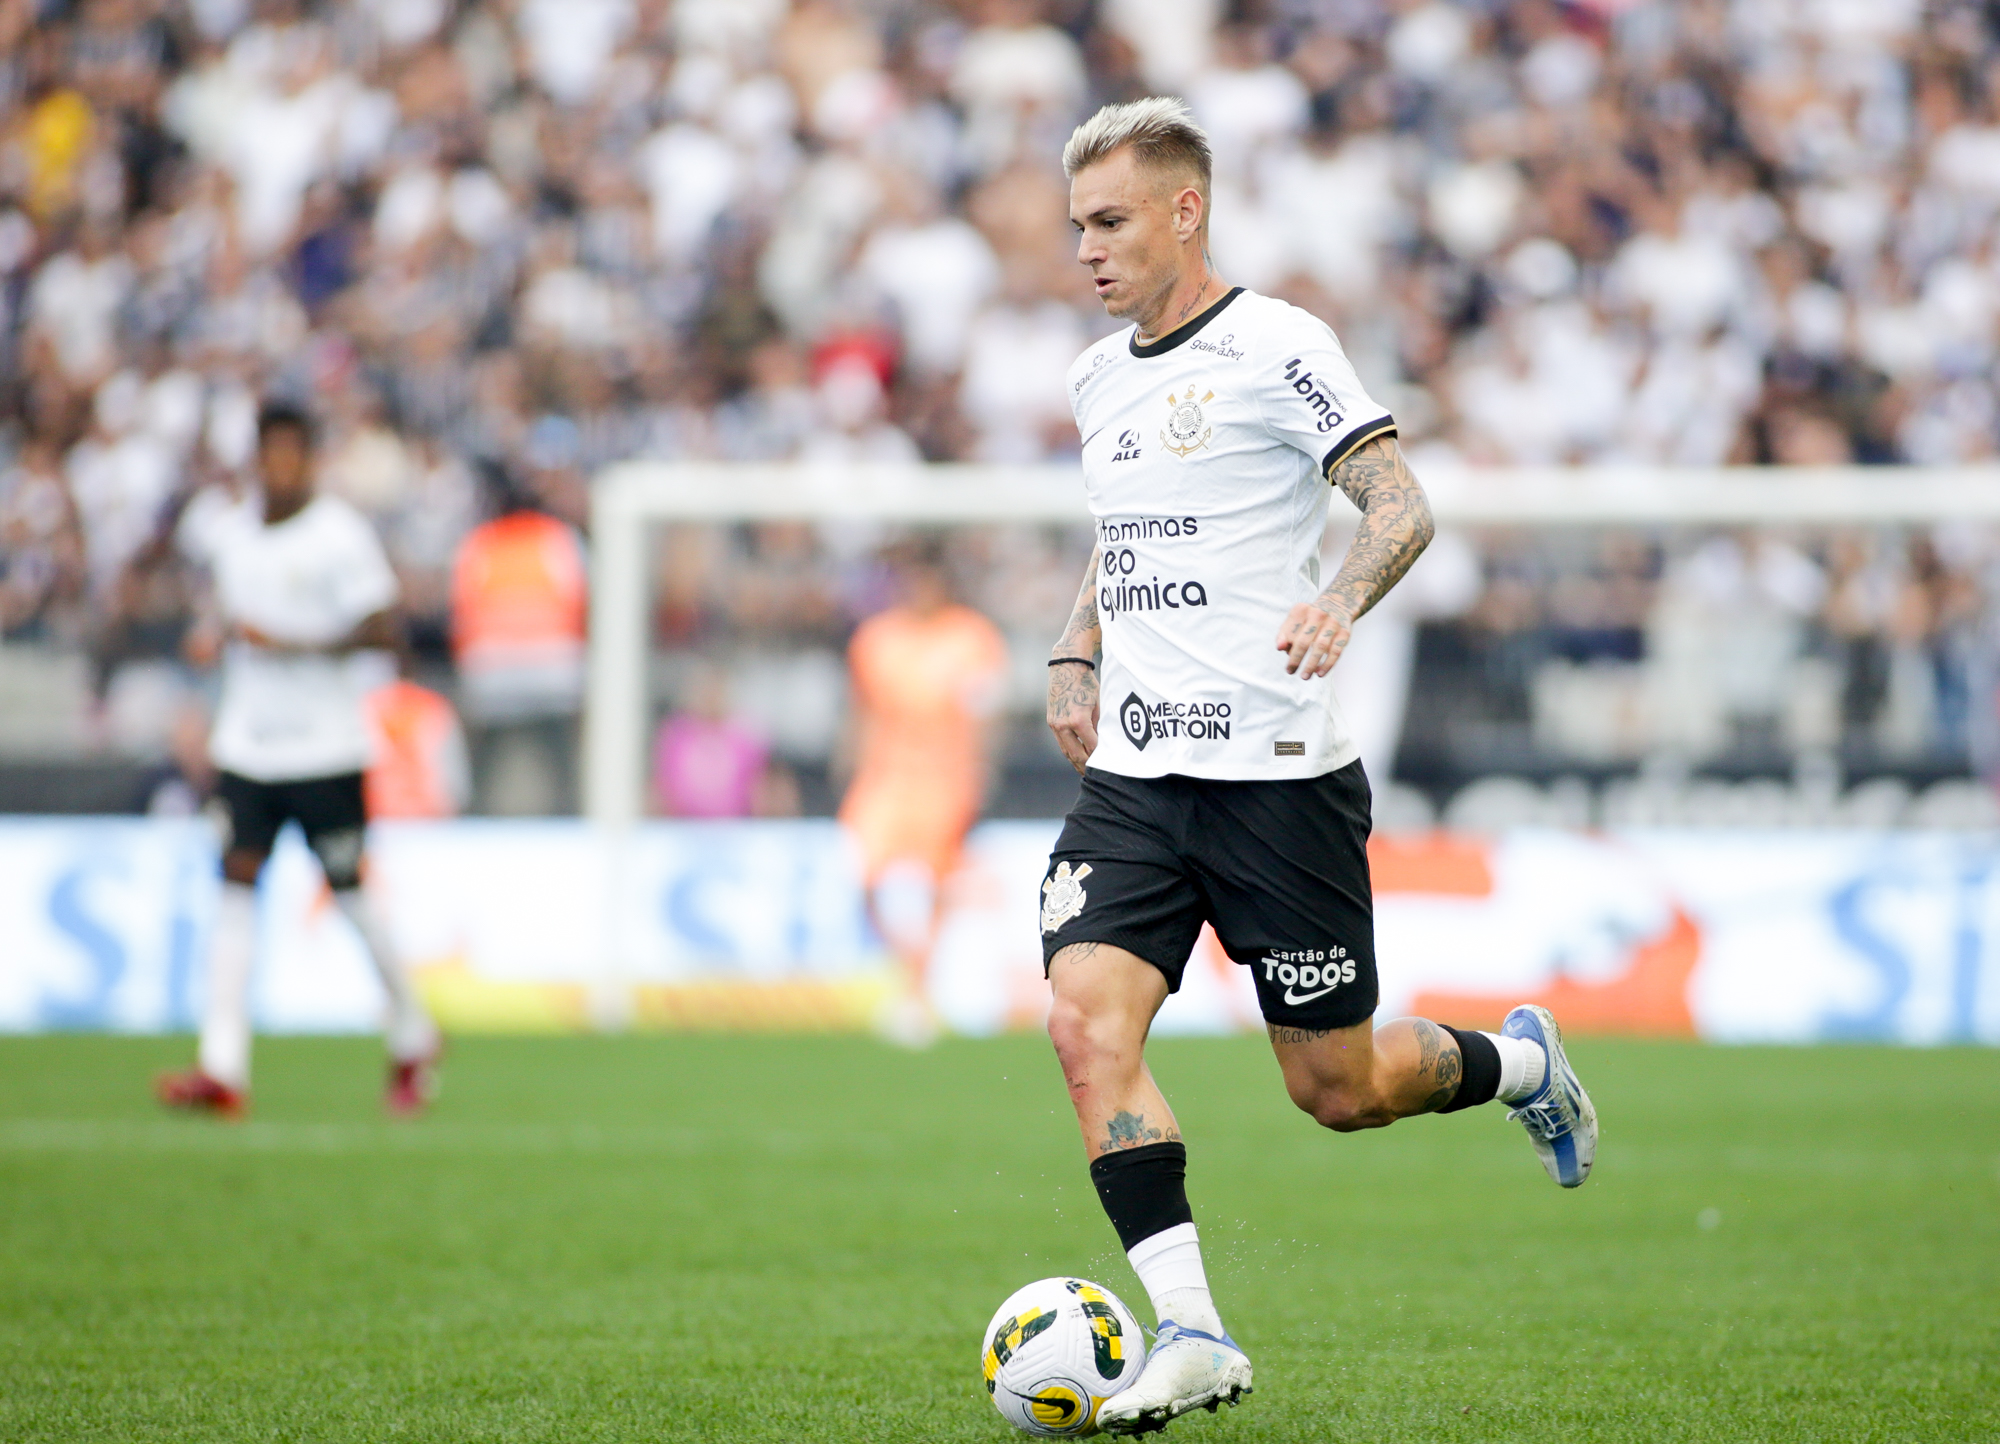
385, 1048, 441, 1118
1501, 1004, 1597, 1187
1096, 1320, 1253, 1435
154, 1068, 247, 1120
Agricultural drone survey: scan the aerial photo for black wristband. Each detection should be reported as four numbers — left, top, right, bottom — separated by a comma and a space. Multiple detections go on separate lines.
1048, 657, 1096, 670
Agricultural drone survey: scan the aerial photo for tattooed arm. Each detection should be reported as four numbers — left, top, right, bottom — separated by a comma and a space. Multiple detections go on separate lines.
1047, 546, 1103, 775
1275, 434, 1435, 679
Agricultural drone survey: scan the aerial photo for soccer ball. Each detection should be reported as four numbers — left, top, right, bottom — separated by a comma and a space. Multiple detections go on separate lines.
980, 1277, 1145, 1436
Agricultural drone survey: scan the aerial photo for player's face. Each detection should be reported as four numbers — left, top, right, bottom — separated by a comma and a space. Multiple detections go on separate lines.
257, 425, 313, 515
1069, 148, 1202, 324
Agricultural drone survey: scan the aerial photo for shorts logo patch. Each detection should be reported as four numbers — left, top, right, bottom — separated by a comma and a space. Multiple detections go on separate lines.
1274, 741, 1304, 756
1041, 862, 1093, 934
1118, 693, 1151, 750
1263, 952, 1356, 1006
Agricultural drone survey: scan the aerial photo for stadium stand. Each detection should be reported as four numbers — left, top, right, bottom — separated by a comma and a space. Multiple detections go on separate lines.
0, 0, 1995, 818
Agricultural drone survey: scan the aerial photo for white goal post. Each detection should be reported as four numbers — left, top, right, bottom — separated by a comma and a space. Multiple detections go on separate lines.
583, 462, 2000, 828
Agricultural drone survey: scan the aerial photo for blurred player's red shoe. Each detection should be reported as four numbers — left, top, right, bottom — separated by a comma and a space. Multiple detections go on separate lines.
385, 1048, 441, 1118
155, 1069, 247, 1120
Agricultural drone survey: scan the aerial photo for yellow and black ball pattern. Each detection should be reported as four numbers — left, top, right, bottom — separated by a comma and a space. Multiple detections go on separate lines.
978, 1277, 1144, 1437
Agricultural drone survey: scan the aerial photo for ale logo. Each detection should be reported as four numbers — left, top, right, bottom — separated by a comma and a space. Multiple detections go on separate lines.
1120, 692, 1151, 750
1027, 1382, 1086, 1430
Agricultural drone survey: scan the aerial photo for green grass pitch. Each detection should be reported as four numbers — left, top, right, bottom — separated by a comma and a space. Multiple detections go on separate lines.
1, 1034, 1995, 1442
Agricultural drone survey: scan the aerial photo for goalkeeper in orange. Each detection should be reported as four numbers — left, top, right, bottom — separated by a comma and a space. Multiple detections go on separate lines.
840, 537, 1008, 1044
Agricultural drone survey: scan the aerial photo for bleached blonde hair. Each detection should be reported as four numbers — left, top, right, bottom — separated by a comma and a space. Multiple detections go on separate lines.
1061, 96, 1213, 196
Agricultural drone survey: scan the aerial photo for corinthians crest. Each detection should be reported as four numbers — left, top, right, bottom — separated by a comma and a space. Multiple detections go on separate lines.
1041, 861, 1093, 934
1161, 385, 1214, 458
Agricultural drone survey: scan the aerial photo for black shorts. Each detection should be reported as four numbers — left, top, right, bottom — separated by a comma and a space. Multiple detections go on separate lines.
214, 771, 368, 889
1039, 763, 1377, 1030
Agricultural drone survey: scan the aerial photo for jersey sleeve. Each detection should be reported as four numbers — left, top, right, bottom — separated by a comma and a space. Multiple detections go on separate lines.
331, 504, 401, 622
1065, 339, 1119, 430
1254, 312, 1397, 479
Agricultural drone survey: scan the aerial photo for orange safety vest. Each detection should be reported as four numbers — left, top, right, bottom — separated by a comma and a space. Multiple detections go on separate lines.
450, 512, 587, 675
363, 679, 467, 819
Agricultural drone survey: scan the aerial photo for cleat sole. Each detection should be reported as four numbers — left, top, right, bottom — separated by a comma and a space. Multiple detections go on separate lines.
1101, 1378, 1252, 1434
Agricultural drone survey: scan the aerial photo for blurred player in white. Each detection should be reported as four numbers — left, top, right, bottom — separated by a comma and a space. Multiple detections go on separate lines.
156, 401, 440, 1119
1038, 100, 1597, 1433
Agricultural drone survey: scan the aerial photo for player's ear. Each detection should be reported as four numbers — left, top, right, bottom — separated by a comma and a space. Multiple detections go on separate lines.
1175, 184, 1205, 243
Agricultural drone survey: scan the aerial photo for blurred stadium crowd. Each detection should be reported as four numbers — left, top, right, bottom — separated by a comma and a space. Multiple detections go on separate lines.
1, 0, 1998, 820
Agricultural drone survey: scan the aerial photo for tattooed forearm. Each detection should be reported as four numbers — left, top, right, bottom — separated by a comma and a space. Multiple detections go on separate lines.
1047, 661, 1098, 727
1410, 1018, 1463, 1113
1267, 1025, 1334, 1046
1048, 547, 1104, 772
1102, 1109, 1179, 1151
1052, 546, 1102, 661
1321, 436, 1434, 624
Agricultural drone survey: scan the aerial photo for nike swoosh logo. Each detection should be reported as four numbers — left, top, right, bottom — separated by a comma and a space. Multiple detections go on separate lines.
1282, 984, 1339, 1005
1080, 424, 1109, 449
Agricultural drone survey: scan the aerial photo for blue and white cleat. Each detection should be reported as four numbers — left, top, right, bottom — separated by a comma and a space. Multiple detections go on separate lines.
1501, 1004, 1598, 1188
1097, 1320, 1253, 1435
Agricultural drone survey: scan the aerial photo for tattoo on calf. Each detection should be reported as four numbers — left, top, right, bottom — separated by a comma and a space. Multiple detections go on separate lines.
1102, 1110, 1177, 1151
1411, 1019, 1463, 1113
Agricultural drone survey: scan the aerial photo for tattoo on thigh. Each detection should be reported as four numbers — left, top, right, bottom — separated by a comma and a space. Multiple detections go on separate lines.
1267, 1025, 1333, 1046
1054, 941, 1107, 967
1102, 1110, 1177, 1151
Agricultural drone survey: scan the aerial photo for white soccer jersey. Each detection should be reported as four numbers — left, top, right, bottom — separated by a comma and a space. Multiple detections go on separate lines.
1067, 287, 1396, 781
205, 494, 400, 782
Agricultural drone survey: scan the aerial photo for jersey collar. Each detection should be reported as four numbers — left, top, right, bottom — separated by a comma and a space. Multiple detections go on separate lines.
1128, 286, 1245, 359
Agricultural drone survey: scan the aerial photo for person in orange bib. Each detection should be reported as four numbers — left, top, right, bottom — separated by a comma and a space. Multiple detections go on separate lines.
449, 476, 587, 814
839, 538, 1008, 1041
363, 678, 470, 820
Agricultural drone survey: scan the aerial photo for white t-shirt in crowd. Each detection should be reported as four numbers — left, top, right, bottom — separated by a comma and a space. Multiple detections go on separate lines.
204, 493, 399, 782
1067, 287, 1397, 781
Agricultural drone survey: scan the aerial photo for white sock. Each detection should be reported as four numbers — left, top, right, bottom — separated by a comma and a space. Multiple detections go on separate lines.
336, 889, 439, 1063
1487, 1030, 1547, 1104
1127, 1222, 1225, 1337
197, 882, 257, 1090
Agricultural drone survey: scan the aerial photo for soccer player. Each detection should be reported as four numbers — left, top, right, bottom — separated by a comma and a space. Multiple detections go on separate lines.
156, 401, 440, 1119
841, 538, 1007, 1043
1039, 99, 1598, 1433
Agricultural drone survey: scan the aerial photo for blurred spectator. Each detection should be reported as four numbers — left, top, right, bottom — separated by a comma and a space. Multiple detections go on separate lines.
651, 661, 795, 819
0, 435, 84, 640
449, 468, 586, 815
